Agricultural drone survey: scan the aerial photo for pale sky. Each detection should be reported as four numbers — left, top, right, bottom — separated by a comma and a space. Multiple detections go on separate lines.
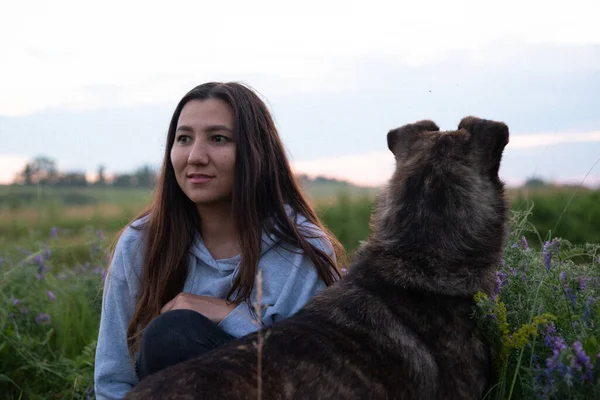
1, 0, 599, 187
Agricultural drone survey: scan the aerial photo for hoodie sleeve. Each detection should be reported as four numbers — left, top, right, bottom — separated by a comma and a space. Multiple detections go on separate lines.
94, 228, 141, 399
218, 231, 335, 337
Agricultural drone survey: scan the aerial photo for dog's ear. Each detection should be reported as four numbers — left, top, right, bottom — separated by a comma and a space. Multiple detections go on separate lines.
459, 116, 509, 176
387, 120, 439, 155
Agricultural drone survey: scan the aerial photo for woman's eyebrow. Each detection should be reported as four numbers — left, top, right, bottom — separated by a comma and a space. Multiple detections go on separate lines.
205, 125, 234, 133
176, 125, 194, 132
176, 125, 233, 133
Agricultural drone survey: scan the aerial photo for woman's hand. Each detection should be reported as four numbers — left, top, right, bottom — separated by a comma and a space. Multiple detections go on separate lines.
160, 293, 238, 323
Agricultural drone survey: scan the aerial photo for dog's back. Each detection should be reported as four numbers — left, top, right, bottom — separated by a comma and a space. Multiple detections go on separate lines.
126, 117, 509, 400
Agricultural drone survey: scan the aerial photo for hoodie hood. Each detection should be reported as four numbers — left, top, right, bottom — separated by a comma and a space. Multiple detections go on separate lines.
188, 204, 309, 272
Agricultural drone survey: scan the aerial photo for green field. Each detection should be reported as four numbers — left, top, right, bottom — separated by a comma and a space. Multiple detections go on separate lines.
1, 184, 599, 399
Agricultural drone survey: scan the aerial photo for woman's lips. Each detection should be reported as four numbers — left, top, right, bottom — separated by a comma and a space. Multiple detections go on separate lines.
187, 174, 214, 184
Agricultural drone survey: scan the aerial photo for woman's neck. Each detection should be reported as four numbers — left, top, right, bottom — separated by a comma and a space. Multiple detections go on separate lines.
196, 203, 241, 260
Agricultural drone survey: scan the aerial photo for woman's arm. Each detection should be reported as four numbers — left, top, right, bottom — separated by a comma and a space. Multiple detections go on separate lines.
94, 230, 140, 399
217, 233, 335, 337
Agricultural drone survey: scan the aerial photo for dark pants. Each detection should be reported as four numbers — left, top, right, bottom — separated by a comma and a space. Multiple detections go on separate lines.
136, 309, 234, 381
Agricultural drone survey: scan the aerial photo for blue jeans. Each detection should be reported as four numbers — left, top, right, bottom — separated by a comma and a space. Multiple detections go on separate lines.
135, 309, 234, 381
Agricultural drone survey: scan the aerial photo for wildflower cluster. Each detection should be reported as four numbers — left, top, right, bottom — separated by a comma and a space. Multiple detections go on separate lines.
1, 226, 107, 399
474, 213, 600, 399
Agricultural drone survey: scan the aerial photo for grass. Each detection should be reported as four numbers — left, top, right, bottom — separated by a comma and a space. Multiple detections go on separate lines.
1, 185, 599, 398
1, 231, 106, 399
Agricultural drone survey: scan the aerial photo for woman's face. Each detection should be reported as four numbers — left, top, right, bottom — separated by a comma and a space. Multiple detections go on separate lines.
171, 99, 236, 207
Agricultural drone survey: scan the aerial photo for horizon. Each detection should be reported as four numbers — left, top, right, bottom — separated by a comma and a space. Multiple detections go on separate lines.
2, 157, 598, 190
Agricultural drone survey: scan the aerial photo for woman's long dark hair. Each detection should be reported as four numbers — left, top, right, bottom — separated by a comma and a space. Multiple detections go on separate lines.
116, 82, 345, 356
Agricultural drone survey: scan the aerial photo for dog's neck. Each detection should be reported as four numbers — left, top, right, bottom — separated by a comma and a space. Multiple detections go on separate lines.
353, 182, 507, 297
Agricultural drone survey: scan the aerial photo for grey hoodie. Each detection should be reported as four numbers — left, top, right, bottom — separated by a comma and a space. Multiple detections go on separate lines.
94, 210, 335, 399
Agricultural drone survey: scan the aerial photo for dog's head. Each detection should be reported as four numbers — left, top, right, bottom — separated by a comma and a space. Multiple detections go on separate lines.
386, 117, 508, 182
372, 117, 509, 293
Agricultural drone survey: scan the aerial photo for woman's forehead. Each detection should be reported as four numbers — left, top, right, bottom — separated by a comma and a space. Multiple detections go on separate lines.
177, 99, 234, 129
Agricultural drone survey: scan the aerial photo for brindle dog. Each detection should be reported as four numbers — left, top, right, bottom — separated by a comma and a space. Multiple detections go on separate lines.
125, 116, 510, 400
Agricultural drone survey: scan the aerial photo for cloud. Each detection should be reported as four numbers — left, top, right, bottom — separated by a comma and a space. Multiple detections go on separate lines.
1, 0, 599, 115
1, 41, 597, 187
510, 132, 600, 149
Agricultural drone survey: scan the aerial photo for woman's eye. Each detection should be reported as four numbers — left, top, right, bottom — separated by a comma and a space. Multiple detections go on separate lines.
212, 135, 229, 143
176, 135, 191, 144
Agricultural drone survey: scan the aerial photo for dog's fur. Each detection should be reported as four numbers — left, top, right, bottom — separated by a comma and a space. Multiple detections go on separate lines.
125, 116, 510, 400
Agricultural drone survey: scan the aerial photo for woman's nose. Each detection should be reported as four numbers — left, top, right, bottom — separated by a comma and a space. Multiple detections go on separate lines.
187, 141, 209, 165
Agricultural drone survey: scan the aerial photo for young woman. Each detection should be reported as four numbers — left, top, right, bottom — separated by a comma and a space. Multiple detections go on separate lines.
94, 82, 345, 399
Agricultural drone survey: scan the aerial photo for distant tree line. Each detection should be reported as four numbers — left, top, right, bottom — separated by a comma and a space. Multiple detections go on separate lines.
12, 157, 560, 191
11, 157, 357, 190
13, 156, 157, 188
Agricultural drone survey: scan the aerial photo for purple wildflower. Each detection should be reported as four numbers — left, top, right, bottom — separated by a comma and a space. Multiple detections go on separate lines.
340, 268, 348, 275
546, 348, 561, 370
78, 262, 91, 274
50, 226, 59, 239
572, 341, 593, 381
37, 273, 45, 280
90, 243, 101, 254
572, 321, 579, 330
8, 313, 15, 319
521, 236, 529, 250
494, 270, 509, 296
559, 364, 574, 387
543, 241, 552, 270
35, 253, 46, 276
47, 291, 56, 302
537, 325, 568, 398
533, 362, 547, 395
551, 335, 567, 353
20, 306, 28, 315
559, 271, 577, 307
511, 242, 518, 249
12, 298, 20, 306
93, 267, 107, 279
35, 313, 51, 325
509, 267, 517, 277
583, 297, 594, 323
544, 325, 566, 367
578, 278, 588, 291
499, 270, 509, 281
44, 247, 51, 259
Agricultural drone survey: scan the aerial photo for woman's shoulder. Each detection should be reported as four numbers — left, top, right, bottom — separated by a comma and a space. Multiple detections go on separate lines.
110, 215, 151, 281
279, 205, 334, 255
116, 215, 150, 249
